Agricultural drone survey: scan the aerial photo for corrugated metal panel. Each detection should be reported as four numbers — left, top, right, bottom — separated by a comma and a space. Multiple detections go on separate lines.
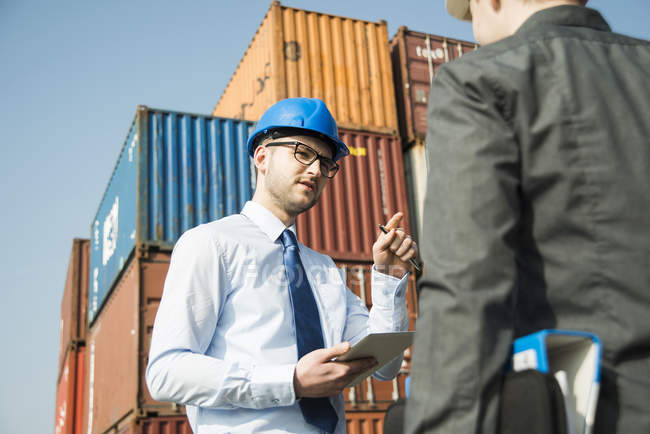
55, 346, 85, 434
345, 411, 386, 434
88, 106, 254, 325
390, 27, 477, 146
59, 239, 89, 383
113, 415, 192, 434
213, 1, 398, 134
296, 130, 411, 261
85, 251, 182, 434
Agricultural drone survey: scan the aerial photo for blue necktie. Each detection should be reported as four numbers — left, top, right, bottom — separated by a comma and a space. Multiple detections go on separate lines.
280, 229, 339, 433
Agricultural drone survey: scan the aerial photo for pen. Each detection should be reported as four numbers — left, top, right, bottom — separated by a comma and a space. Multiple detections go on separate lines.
378, 224, 422, 273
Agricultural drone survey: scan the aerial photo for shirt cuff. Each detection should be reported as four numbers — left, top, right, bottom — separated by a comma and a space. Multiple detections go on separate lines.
250, 363, 296, 408
370, 265, 408, 308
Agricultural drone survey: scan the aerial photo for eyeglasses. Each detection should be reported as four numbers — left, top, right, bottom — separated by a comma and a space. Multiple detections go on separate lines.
265, 141, 340, 178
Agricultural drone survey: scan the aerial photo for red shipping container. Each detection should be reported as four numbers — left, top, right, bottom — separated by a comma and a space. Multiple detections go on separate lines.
83, 249, 416, 434
390, 27, 477, 147
58, 239, 90, 382
54, 346, 85, 434
297, 130, 411, 262
109, 415, 191, 434
83, 249, 182, 434
107, 411, 388, 434
346, 411, 387, 434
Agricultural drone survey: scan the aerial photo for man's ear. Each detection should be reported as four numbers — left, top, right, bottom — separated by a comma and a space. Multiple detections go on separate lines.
253, 144, 268, 175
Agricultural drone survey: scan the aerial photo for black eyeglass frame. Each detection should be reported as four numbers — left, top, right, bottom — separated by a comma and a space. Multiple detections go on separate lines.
264, 141, 340, 178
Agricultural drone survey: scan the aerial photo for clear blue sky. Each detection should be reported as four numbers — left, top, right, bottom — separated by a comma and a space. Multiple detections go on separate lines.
1, 1, 648, 432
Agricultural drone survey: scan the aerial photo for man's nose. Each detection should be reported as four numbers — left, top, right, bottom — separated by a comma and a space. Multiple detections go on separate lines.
305, 158, 323, 176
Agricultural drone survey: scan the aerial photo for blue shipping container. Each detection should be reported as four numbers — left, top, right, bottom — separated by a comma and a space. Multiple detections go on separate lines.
89, 106, 255, 324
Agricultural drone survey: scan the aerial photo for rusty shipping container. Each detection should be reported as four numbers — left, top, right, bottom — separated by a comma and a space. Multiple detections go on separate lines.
390, 27, 477, 147
58, 239, 90, 382
105, 412, 388, 434
106, 415, 191, 434
296, 130, 411, 261
55, 346, 85, 434
213, 1, 399, 135
89, 106, 254, 325
83, 250, 181, 434
346, 411, 387, 434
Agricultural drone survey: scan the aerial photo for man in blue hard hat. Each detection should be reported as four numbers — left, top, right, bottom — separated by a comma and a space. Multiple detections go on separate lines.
146, 97, 417, 433
406, 0, 650, 433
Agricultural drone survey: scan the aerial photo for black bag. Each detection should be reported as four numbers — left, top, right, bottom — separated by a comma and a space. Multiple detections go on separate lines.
498, 369, 568, 434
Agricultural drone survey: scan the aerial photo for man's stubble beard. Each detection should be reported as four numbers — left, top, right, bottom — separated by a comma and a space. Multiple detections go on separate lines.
265, 161, 322, 217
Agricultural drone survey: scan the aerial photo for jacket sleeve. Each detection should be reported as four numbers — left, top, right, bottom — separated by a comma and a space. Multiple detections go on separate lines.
405, 63, 521, 433
145, 228, 296, 410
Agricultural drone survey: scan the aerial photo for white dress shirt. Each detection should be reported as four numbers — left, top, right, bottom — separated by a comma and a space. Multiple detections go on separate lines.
146, 201, 409, 433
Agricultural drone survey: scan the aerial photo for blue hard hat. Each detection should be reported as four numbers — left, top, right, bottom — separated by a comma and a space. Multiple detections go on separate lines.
247, 98, 350, 162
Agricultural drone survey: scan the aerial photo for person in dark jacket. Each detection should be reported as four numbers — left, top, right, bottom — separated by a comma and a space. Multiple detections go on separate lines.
406, 0, 650, 432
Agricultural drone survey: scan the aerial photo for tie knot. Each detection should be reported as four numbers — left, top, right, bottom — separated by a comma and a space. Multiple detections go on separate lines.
280, 229, 299, 249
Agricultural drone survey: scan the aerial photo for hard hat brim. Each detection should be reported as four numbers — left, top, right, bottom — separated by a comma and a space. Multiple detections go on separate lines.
248, 125, 350, 162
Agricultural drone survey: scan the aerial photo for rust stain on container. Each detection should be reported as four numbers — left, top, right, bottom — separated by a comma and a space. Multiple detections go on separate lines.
58, 239, 90, 384
297, 130, 410, 261
213, 1, 398, 134
390, 27, 477, 147
84, 250, 179, 434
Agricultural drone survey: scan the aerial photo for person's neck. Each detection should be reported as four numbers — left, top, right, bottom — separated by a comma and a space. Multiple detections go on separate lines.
251, 195, 295, 228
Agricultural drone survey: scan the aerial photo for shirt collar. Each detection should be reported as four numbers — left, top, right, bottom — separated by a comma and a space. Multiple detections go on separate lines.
516, 6, 611, 36
241, 201, 297, 243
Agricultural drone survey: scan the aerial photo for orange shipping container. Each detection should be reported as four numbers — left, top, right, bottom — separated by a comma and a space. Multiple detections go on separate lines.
390, 27, 477, 147
296, 130, 411, 261
58, 239, 90, 382
55, 346, 85, 434
213, 1, 398, 135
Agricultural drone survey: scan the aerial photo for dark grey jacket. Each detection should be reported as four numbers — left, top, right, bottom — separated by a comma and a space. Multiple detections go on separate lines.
406, 6, 650, 433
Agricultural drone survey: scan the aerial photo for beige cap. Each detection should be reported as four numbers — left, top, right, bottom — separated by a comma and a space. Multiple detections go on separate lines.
446, 0, 472, 21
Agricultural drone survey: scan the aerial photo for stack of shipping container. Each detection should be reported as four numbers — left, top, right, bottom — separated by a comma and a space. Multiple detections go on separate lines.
56, 239, 89, 434
54, 2, 483, 432
80, 106, 255, 433
390, 27, 477, 242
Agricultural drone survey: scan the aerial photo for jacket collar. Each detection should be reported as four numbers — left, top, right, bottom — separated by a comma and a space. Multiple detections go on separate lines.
516, 5, 611, 36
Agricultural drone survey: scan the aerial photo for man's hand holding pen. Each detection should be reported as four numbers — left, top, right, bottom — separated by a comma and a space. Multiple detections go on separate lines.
373, 212, 419, 278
